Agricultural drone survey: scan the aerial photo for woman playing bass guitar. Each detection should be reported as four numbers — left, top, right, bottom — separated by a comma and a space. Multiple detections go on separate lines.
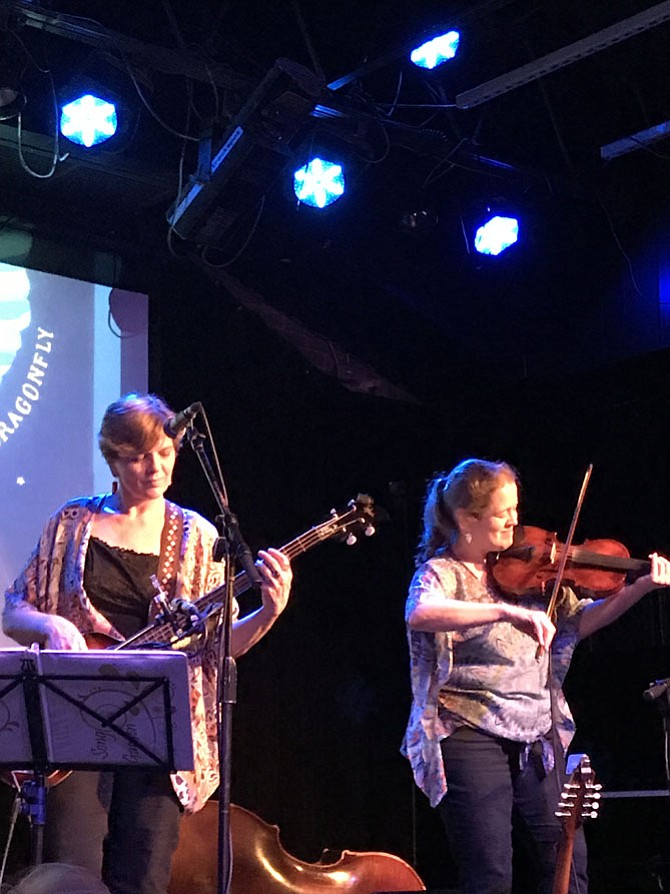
402, 458, 670, 894
2, 393, 293, 894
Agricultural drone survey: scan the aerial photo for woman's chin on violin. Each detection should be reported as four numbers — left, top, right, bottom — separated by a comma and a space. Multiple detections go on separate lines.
450, 477, 518, 566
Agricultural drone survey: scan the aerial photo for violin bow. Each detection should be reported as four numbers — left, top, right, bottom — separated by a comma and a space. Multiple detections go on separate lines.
539, 463, 593, 657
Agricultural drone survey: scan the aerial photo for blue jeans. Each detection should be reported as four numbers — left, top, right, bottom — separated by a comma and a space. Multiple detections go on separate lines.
438, 726, 588, 894
44, 769, 182, 894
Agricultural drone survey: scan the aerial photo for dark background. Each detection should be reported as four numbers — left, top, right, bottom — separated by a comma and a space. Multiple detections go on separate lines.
2, 0, 670, 890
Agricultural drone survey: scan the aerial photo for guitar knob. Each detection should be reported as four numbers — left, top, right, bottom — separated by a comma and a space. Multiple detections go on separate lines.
346, 533, 357, 546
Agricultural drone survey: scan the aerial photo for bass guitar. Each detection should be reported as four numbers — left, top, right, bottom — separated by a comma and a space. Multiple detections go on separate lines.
89, 493, 376, 652
3, 495, 376, 792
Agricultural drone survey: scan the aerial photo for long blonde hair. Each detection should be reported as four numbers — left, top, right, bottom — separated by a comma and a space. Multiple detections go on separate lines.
415, 458, 518, 565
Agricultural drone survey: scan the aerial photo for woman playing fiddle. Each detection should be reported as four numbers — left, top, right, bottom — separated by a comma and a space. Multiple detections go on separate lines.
402, 458, 670, 894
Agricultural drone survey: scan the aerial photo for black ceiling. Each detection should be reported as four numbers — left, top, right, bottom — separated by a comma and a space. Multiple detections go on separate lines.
2, 0, 670, 395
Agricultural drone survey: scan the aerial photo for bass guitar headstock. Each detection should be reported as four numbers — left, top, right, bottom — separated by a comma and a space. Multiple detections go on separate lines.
325, 494, 376, 547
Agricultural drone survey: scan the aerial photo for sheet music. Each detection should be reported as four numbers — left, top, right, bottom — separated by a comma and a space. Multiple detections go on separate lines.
0, 649, 36, 764
0, 648, 194, 771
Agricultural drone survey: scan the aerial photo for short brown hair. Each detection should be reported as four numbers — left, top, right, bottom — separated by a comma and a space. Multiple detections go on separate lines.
98, 392, 182, 468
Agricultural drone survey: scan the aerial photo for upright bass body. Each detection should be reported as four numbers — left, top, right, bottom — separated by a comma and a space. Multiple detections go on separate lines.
169, 802, 426, 894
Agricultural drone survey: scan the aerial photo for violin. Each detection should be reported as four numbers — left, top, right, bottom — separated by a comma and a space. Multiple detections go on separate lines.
489, 525, 651, 597
168, 801, 426, 894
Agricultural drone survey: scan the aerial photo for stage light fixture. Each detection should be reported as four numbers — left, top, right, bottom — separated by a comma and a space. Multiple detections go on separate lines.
293, 157, 345, 208
57, 52, 146, 150
474, 214, 519, 256
59, 93, 118, 147
410, 31, 460, 70
168, 58, 324, 246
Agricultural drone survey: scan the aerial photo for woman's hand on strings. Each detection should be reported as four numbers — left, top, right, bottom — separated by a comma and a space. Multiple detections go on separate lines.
256, 548, 293, 619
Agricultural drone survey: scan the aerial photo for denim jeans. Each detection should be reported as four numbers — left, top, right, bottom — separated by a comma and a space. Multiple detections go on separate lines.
438, 726, 588, 894
44, 769, 182, 894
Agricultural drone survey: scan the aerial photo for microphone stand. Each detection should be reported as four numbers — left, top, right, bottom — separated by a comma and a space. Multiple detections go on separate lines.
184, 421, 261, 894
643, 678, 670, 797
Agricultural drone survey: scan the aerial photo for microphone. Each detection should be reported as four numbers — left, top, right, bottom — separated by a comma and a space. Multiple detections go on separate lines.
643, 679, 670, 702
163, 402, 202, 438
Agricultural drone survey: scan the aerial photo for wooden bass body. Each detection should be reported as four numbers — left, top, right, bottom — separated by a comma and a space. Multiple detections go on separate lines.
169, 802, 426, 894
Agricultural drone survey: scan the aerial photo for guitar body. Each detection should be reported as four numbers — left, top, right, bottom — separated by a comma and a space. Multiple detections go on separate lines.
84, 632, 124, 650
1, 769, 71, 791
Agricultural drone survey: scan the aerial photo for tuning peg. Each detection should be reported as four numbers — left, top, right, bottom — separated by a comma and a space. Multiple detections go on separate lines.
346, 533, 357, 546
364, 524, 375, 537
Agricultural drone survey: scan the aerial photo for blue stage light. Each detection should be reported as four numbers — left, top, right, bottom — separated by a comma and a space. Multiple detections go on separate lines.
410, 31, 460, 70
293, 157, 345, 208
60, 93, 118, 148
474, 215, 519, 256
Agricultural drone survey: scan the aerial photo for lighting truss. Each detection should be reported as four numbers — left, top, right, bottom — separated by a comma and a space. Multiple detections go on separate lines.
600, 119, 670, 160
456, 0, 670, 109
0, 0, 251, 95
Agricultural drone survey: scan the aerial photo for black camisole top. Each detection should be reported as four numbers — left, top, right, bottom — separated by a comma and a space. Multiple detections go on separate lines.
84, 537, 159, 639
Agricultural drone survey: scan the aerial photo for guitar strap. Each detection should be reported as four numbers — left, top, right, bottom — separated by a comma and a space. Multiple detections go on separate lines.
157, 501, 185, 601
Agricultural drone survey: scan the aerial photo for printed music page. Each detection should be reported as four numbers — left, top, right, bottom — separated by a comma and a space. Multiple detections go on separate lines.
36, 650, 194, 771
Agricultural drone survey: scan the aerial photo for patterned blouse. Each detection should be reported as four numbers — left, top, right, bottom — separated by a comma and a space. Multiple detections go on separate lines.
401, 553, 592, 807
3, 495, 235, 814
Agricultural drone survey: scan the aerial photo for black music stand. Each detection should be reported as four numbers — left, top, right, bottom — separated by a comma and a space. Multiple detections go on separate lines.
0, 646, 194, 865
